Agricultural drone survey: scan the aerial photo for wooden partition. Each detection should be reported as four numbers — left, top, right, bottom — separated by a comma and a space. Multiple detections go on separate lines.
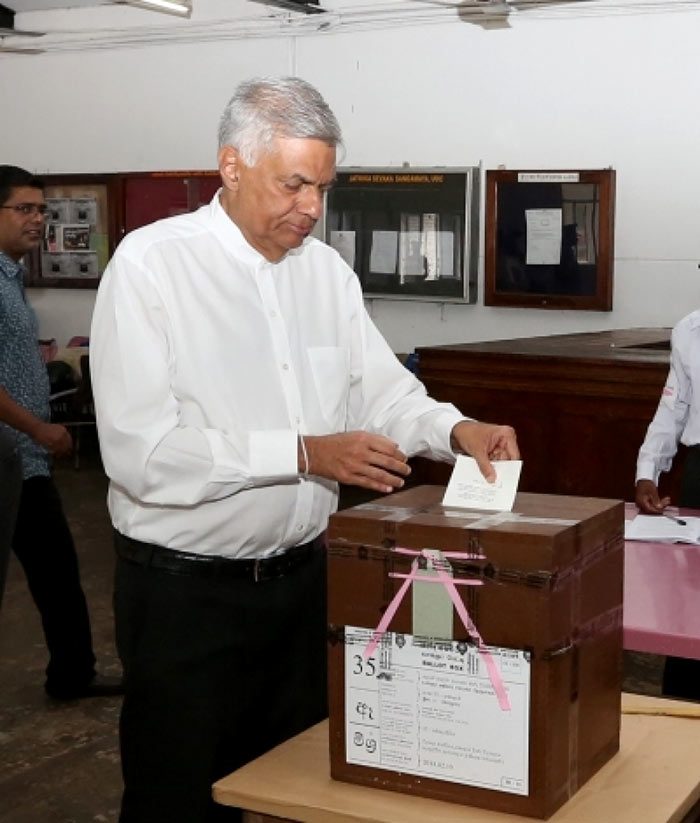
414, 328, 683, 502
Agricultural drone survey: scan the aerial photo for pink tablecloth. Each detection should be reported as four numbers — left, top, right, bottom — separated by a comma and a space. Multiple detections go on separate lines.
624, 502, 700, 660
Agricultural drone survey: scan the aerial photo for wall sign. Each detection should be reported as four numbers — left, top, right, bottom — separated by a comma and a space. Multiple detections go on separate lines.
484, 168, 616, 311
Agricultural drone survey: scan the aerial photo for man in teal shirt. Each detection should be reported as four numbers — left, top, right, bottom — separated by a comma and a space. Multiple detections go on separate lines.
0, 164, 121, 699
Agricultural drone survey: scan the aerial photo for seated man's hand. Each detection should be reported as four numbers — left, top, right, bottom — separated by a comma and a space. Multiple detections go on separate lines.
304, 432, 411, 494
450, 421, 520, 483
635, 478, 671, 514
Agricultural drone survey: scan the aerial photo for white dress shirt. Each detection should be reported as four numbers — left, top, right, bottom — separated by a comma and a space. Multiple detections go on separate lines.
636, 310, 700, 484
90, 193, 467, 557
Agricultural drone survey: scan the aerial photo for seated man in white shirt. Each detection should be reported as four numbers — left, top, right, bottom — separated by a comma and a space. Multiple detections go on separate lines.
635, 308, 700, 701
90, 75, 520, 823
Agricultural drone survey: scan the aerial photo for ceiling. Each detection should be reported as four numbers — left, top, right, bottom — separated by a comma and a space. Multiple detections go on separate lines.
0, 0, 612, 47
5, 1, 111, 9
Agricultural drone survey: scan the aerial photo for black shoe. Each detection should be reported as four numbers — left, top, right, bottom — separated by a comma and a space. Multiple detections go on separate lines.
45, 673, 124, 701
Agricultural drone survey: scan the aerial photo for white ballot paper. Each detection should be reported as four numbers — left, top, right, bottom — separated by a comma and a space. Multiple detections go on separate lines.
442, 456, 522, 511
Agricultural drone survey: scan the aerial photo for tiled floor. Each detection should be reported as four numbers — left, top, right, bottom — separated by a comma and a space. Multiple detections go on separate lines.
0, 449, 679, 822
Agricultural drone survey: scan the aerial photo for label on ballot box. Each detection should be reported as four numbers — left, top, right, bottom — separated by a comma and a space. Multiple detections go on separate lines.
344, 627, 531, 794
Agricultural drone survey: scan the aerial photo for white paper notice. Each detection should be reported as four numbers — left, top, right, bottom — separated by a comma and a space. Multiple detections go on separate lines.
330, 230, 356, 269
70, 196, 98, 226
369, 230, 398, 274
344, 627, 530, 794
442, 456, 522, 511
525, 208, 562, 265
399, 214, 424, 280
421, 213, 438, 280
438, 231, 455, 277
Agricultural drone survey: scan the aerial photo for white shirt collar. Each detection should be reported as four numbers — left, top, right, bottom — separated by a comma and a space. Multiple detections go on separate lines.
209, 189, 306, 267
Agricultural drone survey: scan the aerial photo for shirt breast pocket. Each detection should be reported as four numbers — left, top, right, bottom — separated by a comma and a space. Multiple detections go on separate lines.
307, 346, 350, 430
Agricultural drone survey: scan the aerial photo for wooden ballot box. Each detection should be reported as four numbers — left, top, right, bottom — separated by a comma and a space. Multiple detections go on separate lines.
326, 486, 624, 819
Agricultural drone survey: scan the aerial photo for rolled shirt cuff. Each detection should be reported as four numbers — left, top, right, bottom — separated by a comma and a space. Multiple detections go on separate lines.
249, 429, 298, 480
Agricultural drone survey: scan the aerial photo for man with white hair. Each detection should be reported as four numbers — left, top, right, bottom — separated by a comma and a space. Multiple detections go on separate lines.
91, 76, 519, 822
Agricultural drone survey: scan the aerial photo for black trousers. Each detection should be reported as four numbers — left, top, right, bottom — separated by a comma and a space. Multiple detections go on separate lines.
11, 475, 96, 690
114, 533, 328, 823
679, 446, 700, 509
0, 429, 22, 611
662, 447, 700, 700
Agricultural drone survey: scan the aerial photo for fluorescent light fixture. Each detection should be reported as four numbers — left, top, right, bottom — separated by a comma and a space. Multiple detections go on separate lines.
121, 0, 192, 17
0, 42, 45, 53
249, 0, 325, 14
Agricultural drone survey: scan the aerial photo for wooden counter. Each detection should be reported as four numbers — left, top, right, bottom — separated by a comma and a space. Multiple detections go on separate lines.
415, 328, 682, 501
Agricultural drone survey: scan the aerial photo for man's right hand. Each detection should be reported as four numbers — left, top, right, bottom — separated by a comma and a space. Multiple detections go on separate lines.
635, 478, 671, 514
304, 431, 411, 494
34, 421, 73, 457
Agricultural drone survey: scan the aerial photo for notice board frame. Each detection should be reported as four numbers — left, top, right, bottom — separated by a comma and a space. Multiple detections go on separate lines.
24, 174, 122, 289
324, 166, 480, 303
24, 170, 220, 289
484, 168, 615, 311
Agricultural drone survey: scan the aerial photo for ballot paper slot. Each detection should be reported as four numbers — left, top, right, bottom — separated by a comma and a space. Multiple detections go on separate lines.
621, 339, 671, 352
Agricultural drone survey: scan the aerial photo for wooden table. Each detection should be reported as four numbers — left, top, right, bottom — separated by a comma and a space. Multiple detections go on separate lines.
624, 503, 700, 660
213, 694, 700, 823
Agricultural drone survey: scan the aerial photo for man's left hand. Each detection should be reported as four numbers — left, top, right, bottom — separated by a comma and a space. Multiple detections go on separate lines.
450, 421, 520, 483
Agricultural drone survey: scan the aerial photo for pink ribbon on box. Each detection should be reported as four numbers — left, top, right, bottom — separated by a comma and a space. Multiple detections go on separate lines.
362, 546, 511, 712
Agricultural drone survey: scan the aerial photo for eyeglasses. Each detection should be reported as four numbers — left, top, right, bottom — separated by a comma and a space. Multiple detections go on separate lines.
0, 203, 50, 217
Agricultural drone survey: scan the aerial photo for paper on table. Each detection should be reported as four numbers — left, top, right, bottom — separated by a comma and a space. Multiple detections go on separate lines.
624, 514, 700, 544
442, 455, 522, 511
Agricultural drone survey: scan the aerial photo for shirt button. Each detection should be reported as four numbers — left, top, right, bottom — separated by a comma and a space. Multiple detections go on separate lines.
282, 363, 289, 371
270, 311, 277, 318
297, 524, 304, 531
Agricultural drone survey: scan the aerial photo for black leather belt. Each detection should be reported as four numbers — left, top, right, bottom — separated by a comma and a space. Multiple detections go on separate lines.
114, 531, 325, 583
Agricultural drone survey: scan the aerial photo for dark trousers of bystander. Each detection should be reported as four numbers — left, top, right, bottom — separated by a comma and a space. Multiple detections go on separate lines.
0, 428, 22, 610
11, 474, 97, 692
663, 445, 700, 700
114, 532, 329, 823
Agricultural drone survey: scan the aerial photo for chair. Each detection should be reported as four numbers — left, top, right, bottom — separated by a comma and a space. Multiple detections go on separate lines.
48, 354, 96, 469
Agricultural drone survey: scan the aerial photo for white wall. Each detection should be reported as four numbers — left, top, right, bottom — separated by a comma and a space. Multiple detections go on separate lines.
3, 0, 699, 351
